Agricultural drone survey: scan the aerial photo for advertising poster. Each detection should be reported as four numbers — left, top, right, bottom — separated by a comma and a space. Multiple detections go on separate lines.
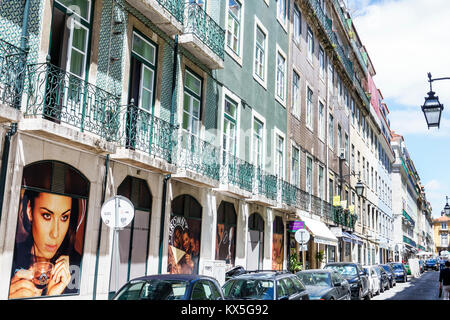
9, 189, 87, 299
272, 233, 284, 271
215, 223, 236, 265
167, 215, 201, 274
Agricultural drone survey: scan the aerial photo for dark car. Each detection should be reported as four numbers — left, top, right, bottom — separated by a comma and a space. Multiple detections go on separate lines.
379, 264, 396, 288
389, 262, 408, 282
374, 265, 390, 293
297, 269, 351, 300
112, 274, 224, 300
222, 271, 309, 300
324, 262, 370, 300
425, 259, 439, 271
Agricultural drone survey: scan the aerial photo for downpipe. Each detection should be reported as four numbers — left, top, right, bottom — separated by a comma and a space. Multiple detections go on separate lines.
158, 174, 171, 274
0, 123, 18, 223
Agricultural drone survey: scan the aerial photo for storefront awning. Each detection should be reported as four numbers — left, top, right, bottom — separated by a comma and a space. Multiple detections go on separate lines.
300, 216, 338, 246
341, 232, 363, 245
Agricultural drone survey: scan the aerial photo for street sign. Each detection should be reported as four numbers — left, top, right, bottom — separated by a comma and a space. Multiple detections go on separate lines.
300, 244, 308, 251
295, 229, 310, 244
101, 195, 135, 229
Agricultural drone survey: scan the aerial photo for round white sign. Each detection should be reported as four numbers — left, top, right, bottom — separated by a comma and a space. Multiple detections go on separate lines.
101, 195, 135, 229
295, 229, 310, 244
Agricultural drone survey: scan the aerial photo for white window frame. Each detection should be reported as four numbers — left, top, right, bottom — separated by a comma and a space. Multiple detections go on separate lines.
292, 69, 301, 119
318, 98, 325, 142
276, 0, 288, 31
306, 154, 314, 195
225, 0, 244, 65
305, 83, 314, 131
275, 44, 287, 106
318, 164, 325, 200
291, 143, 300, 187
293, 4, 301, 44
253, 17, 269, 89
319, 45, 325, 80
251, 109, 266, 169
220, 87, 241, 158
307, 26, 314, 63
273, 127, 286, 179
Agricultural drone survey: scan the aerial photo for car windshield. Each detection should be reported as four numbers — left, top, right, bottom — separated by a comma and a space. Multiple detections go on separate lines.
325, 265, 357, 277
297, 273, 331, 287
381, 265, 390, 272
223, 279, 274, 300
391, 264, 403, 270
427, 259, 436, 263
114, 279, 188, 300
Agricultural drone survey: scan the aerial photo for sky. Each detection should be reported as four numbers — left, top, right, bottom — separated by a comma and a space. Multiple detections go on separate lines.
346, 0, 450, 218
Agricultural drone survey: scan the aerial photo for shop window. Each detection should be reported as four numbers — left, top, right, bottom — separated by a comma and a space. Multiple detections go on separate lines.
109, 176, 152, 295
216, 201, 237, 266
10, 161, 89, 299
168, 195, 202, 274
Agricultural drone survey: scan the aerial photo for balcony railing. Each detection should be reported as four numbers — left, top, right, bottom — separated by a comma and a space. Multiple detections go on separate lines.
332, 206, 357, 229
403, 235, 416, 248
119, 102, 178, 162
25, 62, 121, 141
255, 167, 278, 201
184, 2, 225, 59
177, 131, 221, 181
0, 39, 27, 108
220, 151, 254, 193
158, 0, 185, 23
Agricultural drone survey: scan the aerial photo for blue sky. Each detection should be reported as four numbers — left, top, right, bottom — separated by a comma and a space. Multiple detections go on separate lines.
347, 0, 450, 218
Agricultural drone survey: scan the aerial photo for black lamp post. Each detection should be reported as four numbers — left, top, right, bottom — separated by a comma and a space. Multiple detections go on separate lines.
422, 72, 449, 128
444, 196, 450, 216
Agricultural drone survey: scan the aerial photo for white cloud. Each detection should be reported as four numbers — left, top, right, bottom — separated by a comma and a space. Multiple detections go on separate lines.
389, 108, 450, 137
353, 0, 450, 108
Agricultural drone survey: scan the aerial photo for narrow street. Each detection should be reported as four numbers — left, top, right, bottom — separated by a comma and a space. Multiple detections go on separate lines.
372, 270, 442, 300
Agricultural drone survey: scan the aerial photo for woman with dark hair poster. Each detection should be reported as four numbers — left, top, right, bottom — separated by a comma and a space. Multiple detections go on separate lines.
8, 189, 85, 299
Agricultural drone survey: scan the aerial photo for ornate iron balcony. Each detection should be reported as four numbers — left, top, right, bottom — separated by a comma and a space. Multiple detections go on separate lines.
220, 151, 255, 193
0, 39, 27, 108
158, 0, 185, 23
255, 167, 278, 201
25, 62, 121, 141
177, 131, 220, 181
184, 2, 225, 60
120, 102, 178, 162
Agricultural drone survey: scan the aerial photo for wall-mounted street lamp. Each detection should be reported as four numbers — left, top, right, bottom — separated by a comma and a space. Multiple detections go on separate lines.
421, 72, 448, 128
444, 196, 450, 216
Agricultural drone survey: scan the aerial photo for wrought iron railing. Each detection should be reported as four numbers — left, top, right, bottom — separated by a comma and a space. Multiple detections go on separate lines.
119, 102, 178, 162
254, 167, 278, 201
184, 2, 225, 59
0, 39, 27, 108
332, 206, 357, 229
158, 0, 185, 23
220, 151, 254, 193
25, 62, 121, 141
354, 75, 371, 108
177, 131, 220, 180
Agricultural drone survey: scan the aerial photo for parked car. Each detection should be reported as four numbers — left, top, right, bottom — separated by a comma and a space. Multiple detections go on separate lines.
296, 269, 351, 300
225, 266, 246, 281
112, 274, 224, 300
374, 265, 390, 293
425, 259, 439, 271
324, 262, 370, 300
379, 264, 396, 288
389, 262, 408, 282
222, 271, 309, 300
363, 265, 380, 297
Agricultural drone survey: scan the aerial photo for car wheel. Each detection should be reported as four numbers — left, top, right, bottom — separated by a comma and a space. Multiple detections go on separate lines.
359, 288, 363, 300
404, 275, 407, 282
380, 285, 384, 293
364, 291, 371, 300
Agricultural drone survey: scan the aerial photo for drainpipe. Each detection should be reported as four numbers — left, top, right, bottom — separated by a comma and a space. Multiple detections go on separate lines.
168, 36, 178, 164
92, 154, 110, 300
0, 123, 18, 222
158, 174, 171, 274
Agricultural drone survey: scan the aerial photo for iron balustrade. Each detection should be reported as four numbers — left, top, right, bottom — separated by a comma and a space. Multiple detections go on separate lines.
0, 38, 27, 108
254, 167, 278, 201
354, 74, 371, 107
120, 102, 178, 162
177, 131, 221, 181
25, 62, 121, 141
184, 2, 225, 59
158, 0, 185, 23
332, 206, 357, 229
220, 151, 255, 193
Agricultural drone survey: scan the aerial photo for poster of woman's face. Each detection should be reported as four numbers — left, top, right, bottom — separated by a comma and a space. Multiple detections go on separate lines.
215, 223, 236, 265
272, 233, 284, 271
8, 189, 87, 299
167, 215, 201, 275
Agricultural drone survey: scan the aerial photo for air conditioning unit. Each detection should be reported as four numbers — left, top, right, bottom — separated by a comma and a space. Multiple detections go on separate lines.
339, 148, 346, 160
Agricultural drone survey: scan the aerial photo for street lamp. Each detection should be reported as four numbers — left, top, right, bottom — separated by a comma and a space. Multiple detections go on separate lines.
421, 72, 449, 128
444, 196, 450, 216
355, 178, 364, 197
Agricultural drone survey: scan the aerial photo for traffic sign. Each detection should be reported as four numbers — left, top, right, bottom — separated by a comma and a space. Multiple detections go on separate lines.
295, 229, 310, 244
101, 195, 135, 229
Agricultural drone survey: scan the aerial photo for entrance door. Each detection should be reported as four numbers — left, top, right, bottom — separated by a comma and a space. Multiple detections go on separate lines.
247, 230, 262, 271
